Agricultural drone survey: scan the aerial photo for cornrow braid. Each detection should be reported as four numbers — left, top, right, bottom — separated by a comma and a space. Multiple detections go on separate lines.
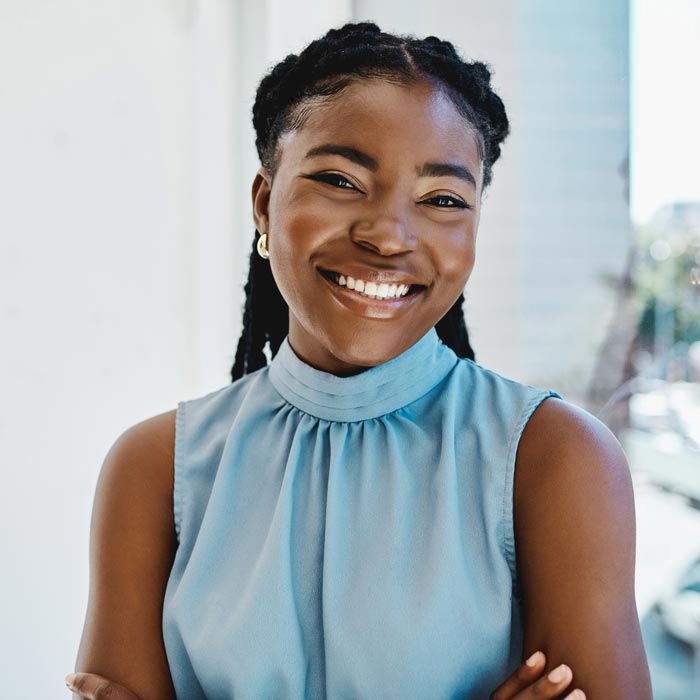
232, 21, 505, 380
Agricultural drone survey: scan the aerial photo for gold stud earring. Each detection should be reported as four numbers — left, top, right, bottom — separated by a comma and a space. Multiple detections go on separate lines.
257, 232, 270, 259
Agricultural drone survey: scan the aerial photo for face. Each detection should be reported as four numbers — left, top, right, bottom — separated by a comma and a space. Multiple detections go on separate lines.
252, 78, 484, 376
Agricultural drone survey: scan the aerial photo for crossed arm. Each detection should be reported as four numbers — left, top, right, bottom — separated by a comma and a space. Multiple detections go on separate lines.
513, 397, 652, 698
70, 410, 179, 700
68, 399, 652, 700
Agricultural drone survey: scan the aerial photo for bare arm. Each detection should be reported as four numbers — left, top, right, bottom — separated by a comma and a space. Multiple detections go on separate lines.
514, 397, 652, 698
72, 410, 179, 700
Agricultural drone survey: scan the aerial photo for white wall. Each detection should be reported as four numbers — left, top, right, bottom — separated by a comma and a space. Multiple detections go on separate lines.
0, 2, 226, 697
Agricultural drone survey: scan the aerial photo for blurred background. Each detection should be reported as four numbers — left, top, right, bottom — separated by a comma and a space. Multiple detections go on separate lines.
1, 0, 699, 697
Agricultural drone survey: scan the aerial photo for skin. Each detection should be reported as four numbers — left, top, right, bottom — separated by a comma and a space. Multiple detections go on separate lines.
69, 77, 652, 699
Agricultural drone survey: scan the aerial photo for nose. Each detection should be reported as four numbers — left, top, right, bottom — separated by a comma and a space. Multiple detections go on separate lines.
349, 204, 417, 256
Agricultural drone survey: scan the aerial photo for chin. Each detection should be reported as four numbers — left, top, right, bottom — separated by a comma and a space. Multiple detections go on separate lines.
322, 327, 420, 372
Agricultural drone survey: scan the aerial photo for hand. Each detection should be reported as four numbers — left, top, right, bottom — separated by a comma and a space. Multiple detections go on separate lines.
490, 651, 586, 700
64, 655, 586, 700
65, 672, 145, 700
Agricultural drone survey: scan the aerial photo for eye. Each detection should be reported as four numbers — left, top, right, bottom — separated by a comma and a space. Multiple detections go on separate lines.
422, 194, 472, 210
306, 172, 360, 191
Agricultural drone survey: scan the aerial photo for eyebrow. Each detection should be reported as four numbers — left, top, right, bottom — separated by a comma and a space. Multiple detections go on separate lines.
305, 144, 379, 172
304, 143, 477, 187
419, 162, 476, 187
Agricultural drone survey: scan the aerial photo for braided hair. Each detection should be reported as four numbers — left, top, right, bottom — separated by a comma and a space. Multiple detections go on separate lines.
231, 22, 509, 380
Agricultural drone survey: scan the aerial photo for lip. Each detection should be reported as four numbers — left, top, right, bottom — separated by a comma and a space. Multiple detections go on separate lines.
318, 268, 425, 319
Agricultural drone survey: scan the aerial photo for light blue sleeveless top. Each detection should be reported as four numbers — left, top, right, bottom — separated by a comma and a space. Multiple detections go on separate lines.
162, 327, 561, 699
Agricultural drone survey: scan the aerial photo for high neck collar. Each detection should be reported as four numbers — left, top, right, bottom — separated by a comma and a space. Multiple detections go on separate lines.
268, 327, 458, 422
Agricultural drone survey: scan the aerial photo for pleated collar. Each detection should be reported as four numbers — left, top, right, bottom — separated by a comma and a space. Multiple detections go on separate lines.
268, 327, 458, 422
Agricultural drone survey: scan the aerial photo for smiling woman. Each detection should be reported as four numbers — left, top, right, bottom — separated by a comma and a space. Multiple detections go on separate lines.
68, 21, 652, 700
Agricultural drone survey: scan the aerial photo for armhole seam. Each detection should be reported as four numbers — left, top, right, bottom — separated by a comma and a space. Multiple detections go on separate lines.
173, 401, 186, 544
502, 390, 562, 602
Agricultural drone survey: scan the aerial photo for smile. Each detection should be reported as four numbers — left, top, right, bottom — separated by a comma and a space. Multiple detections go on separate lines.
320, 269, 424, 301
317, 267, 425, 319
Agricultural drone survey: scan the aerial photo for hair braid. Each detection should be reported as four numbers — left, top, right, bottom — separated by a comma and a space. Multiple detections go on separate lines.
231, 233, 288, 379
435, 294, 475, 361
232, 21, 507, 379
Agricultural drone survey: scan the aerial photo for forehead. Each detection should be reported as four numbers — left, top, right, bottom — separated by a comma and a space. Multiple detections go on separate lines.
276, 78, 482, 174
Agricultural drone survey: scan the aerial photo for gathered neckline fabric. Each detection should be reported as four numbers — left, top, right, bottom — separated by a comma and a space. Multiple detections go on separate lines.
267, 327, 460, 423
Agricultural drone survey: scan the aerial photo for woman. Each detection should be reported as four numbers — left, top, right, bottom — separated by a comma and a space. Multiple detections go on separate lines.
66, 22, 651, 700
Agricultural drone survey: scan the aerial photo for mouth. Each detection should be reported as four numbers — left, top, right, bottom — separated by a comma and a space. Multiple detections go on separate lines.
319, 268, 426, 301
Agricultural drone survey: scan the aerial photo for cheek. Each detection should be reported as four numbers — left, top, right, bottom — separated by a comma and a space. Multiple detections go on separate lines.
269, 198, 340, 259
438, 229, 477, 285
267, 202, 342, 308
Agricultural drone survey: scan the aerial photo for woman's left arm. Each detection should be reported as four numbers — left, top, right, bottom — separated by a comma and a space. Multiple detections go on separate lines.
513, 397, 653, 699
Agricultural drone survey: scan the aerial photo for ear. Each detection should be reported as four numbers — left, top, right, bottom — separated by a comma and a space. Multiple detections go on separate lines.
252, 167, 272, 234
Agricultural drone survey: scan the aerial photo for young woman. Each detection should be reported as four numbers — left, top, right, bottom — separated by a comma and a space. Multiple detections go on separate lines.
66, 22, 652, 700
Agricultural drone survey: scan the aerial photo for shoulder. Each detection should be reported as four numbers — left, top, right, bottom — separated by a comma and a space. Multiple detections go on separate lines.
91, 408, 179, 570
450, 355, 557, 406
100, 409, 177, 503
91, 409, 179, 574
512, 397, 652, 695
513, 395, 636, 583
111, 409, 176, 454
516, 396, 631, 487
177, 372, 273, 427
514, 396, 634, 526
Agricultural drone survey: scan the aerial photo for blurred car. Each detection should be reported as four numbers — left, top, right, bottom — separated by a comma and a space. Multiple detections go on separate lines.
656, 558, 700, 646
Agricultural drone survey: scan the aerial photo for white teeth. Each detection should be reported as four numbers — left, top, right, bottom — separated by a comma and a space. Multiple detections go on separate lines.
330, 271, 413, 299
